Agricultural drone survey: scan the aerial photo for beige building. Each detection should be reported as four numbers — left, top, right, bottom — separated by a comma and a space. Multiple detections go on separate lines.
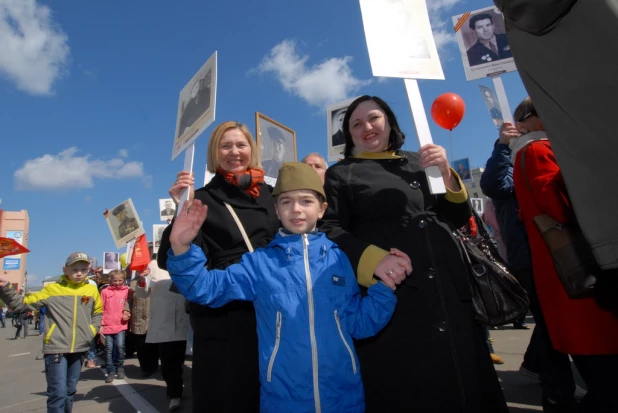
0, 210, 30, 291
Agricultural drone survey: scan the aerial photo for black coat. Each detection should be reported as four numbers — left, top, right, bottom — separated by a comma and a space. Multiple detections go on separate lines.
320, 152, 508, 412
157, 172, 279, 412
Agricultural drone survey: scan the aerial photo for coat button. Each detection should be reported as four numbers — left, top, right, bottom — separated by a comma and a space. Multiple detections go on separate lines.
418, 220, 427, 229
409, 181, 420, 189
437, 321, 448, 332
427, 268, 435, 279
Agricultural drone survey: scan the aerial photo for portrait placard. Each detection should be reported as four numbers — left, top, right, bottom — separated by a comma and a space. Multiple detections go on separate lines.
256, 112, 296, 181
451, 157, 473, 183
359, 0, 444, 79
171, 51, 218, 161
326, 97, 359, 163
470, 198, 485, 215
153, 224, 168, 254
452, 6, 517, 81
103, 252, 120, 274
159, 198, 176, 222
105, 199, 145, 248
478, 84, 504, 129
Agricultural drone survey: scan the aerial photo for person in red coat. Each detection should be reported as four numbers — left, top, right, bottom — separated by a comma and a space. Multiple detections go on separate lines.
511, 97, 618, 413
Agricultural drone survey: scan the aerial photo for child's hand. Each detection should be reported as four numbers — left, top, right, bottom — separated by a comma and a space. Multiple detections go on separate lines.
122, 311, 131, 321
169, 199, 208, 256
0, 277, 8, 288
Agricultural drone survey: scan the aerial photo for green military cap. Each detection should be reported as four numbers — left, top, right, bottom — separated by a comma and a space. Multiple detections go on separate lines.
272, 162, 326, 199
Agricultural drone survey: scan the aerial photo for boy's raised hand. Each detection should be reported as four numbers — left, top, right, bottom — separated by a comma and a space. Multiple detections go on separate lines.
0, 277, 8, 288
169, 199, 208, 256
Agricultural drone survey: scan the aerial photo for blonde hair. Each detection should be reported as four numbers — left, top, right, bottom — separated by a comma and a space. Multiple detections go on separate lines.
207, 121, 261, 173
108, 269, 126, 281
513, 97, 536, 123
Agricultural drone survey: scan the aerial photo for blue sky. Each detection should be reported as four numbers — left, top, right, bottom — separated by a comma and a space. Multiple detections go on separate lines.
0, 0, 528, 286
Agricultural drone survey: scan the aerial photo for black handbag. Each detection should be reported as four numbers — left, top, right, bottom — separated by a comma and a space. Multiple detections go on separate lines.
456, 212, 530, 326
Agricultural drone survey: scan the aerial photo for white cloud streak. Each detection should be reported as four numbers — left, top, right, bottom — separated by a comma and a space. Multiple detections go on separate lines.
427, 0, 463, 53
14, 147, 148, 191
0, 0, 70, 95
253, 40, 371, 108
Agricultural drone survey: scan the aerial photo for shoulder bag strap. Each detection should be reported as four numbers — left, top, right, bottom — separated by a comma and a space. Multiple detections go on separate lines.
223, 202, 254, 253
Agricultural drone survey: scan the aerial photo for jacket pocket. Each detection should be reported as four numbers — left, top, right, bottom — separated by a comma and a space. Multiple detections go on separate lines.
267, 311, 282, 382
334, 310, 357, 374
45, 323, 57, 345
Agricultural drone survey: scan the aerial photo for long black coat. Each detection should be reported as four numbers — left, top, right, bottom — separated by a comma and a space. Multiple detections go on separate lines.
321, 152, 508, 412
158, 172, 280, 412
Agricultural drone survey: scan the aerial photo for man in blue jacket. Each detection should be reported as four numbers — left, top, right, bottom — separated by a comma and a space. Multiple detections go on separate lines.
481, 122, 580, 410
167, 162, 409, 413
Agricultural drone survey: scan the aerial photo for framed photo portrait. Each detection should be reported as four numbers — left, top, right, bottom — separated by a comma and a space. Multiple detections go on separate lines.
451, 157, 473, 183
159, 198, 176, 221
153, 224, 168, 254
105, 198, 145, 249
256, 112, 296, 182
172, 51, 218, 161
103, 252, 120, 274
470, 198, 485, 215
452, 6, 517, 81
326, 97, 359, 163
478, 85, 504, 129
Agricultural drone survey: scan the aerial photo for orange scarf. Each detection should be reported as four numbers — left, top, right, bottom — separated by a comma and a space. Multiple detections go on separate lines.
217, 167, 265, 198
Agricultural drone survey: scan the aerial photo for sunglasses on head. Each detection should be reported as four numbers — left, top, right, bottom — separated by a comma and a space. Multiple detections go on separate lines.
517, 109, 537, 123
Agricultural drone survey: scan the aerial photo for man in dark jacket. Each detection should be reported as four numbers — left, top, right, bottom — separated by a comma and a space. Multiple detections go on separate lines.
494, 0, 618, 314
481, 123, 579, 410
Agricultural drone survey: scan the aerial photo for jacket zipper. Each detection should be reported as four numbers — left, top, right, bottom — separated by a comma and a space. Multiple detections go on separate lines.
422, 210, 467, 409
334, 310, 357, 374
303, 234, 321, 413
70, 295, 77, 352
267, 311, 282, 382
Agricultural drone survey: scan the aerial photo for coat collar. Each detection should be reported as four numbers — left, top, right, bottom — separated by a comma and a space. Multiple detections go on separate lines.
205, 172, 272, 210
268, 231, 334, 255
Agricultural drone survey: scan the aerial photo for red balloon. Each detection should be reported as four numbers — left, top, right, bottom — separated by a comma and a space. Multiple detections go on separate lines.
431, 93, 466, 130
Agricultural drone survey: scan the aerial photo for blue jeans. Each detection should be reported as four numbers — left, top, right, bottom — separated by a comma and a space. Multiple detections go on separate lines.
0, 313, 5, 327
87, 338, 96, 361
44, 353, 83, 413
105, 331, 125, 374
39, 314, 45, 335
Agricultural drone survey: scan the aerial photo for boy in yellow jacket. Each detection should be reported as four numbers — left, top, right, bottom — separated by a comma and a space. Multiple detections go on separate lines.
0, 252, 102, 413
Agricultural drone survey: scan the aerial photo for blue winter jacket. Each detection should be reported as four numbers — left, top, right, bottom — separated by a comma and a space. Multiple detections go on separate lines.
480, 141, 532, 271
167, 231, 396, 413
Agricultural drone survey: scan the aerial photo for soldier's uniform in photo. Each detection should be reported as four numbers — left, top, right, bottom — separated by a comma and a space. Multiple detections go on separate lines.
467, 33, 512, 66
112, 204, 139, 238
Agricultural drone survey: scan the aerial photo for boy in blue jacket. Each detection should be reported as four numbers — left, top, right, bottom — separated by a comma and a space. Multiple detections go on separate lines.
167, 162, 410, 413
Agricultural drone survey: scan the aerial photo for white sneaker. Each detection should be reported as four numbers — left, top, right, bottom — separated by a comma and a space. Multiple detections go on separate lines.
169, 398, 181, 411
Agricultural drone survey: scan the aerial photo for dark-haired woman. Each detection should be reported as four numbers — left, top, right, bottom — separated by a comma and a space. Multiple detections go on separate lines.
321, 96, 508, 412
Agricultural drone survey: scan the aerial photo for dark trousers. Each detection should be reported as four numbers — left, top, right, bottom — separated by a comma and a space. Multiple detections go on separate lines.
190, 311, 260, 413
14, 316, 27, 339
572, 354, 618, 412
513, 268, 576, 402
133, 333, 158, 373
44, 353, 82, 413
159, 340, 187, 399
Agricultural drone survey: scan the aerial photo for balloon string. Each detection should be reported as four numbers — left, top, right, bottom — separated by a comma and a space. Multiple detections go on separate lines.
449, 129, 454, 162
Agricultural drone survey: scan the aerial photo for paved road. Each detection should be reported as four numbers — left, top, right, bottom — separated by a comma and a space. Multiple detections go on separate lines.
0, 316, 583, 412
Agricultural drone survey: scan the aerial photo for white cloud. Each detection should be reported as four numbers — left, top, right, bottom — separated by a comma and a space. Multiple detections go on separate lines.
0, 0, 70, 95
427, 0, 463, 53
253, 40, 371, 108
14, 147, 148, 191
118, 149, 129, 158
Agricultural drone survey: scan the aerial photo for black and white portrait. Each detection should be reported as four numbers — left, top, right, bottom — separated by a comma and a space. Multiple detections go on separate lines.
470, 198, 485, 215
256, 113, 296, 180
103, 252, 120, 274
172, 51, 217, 161
478, 85, 503, 129
105, 198, 145, 248
327, 97, 358, 162
159, 198, 176, 221
153, 224, 168, 254
452, 7, 517, 81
